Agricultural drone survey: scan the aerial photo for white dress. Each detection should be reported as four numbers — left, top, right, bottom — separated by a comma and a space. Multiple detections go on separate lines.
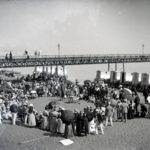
147, 96, 150, 118
88, 119, 96, 134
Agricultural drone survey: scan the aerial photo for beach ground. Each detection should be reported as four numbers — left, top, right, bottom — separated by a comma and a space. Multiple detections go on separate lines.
0, 95, 150, 150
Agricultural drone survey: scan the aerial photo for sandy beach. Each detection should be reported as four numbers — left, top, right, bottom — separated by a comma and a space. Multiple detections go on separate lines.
0, 96, 150, 150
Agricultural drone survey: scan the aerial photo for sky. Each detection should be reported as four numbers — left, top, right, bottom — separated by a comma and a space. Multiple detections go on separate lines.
0, 0, 150, 81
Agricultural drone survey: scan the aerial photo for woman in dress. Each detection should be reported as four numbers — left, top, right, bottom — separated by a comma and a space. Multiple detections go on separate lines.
64, 123, 74, 139
147, 95, 150, 118
112, 98, 118, 122
49, 106, 58, 133
27, 104, 36, 127
41, 110, 49, 130
57, 113, 65, 135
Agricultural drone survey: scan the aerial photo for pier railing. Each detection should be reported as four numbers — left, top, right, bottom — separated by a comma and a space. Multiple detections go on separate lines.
0, 54, 150, 68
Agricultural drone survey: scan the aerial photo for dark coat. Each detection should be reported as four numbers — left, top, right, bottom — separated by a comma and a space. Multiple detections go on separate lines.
76, 114, 83, 136
10, 104, 18, 113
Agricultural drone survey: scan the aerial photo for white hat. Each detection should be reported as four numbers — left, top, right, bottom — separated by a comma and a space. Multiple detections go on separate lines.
124, 99, 127, 102
95, 109, 100, 112
59, 106, 65, 110
108, 101, 111, 105
74, 109, 79, 113
119, 85, 123, 88
29, 103, 33, 107
0, 99, 3, 104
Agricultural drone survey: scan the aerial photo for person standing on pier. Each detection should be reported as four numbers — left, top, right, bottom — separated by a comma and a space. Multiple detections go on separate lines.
9, 51, 13, 60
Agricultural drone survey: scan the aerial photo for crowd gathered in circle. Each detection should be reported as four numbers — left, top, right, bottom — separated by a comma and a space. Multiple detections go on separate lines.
0, 71, 150, 139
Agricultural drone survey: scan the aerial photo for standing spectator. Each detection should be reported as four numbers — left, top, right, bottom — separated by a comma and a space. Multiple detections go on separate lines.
0, 99, 3, 124
10, 101, 18, 125
49, 106, 59, 133
143, 87, 149, 104
76, 111, 84, 136
128, 100, 135, 119
105, 102, 113, 126
5, 54, 8, 60
9, 51, 13, 60
27, 104, 36, 127
82, 112, 89, 136
134, 94, 141, 117
57, 113, 65, 135
112, 98, 118, 122
147, 95, 150, 118
95, 108, 105, 134
117, 100, 122, 121
41, 110, 49, 130
64, 123, 74, 139
121, 99, 128, 122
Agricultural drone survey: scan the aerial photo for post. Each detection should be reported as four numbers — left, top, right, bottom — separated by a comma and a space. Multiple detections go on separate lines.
34, 66, 37, 73
63, 65, 65, 76
50, 65, 52, 74
42, 66, 45, 73
115, 63, 117, 71
56, 43, 60, 76
123, 62, 125, 72
142, 44, 144, 55
46, 66, 49, 74
108, 63, 110, 72
58, 43, 60, 57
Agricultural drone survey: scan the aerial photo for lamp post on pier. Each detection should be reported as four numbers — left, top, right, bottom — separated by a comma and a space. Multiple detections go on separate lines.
58, 43, 60, 57
142, 44, 144, 55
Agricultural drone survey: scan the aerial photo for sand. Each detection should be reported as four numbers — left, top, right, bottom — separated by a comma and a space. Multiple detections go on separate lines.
0, 96, 150, 150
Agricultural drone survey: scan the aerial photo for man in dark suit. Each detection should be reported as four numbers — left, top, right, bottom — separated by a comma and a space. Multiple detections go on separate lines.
10, 101, 18, 125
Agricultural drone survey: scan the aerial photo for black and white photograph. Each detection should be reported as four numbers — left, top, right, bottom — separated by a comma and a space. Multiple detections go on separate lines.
0, 0, 150, 150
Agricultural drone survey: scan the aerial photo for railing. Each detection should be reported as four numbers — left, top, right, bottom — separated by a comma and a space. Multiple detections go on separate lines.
0, 54, 150, 59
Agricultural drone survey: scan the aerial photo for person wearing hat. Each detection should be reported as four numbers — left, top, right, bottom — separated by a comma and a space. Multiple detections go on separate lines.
0, 99, 4, 124
27, 104, 36, 127
82, 111, 89, 136
76, 110, 84, 136
134, 94, 141, 117
41, 110, 49, 130
10, 101, 18, 125
146, 94, 150, 119
49, 106, 59, 133
95, 108, 104, 135
121, 99, 129, 122
105, 101, 113, 126
57, 112, 65, 135
128, 100, 135, 119
23, 104, 28, 125
116, 100, 122, 121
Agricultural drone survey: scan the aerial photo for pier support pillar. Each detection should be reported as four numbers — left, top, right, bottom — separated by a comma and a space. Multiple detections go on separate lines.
132, 72, 139, 85
108, 63, 110, 72
42, 66, 45, 72
141, 73, 149, 87
120, 72, 126, 84
123, 62, 125, 72
34, 66, 37, 73
115, 63, 117, 71
46, 66, 49, 74
50, 66, 52, 74
63, 65, 65, 76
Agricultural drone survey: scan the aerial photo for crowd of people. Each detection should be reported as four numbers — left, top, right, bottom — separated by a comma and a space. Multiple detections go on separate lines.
0, 71, 150, 139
